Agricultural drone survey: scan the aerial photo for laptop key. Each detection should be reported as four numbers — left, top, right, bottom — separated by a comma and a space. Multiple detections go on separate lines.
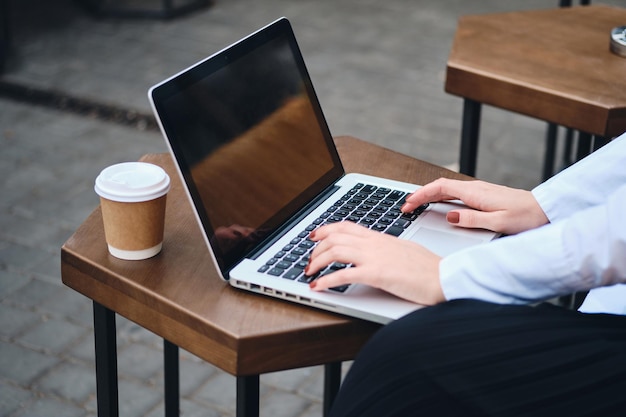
384, 226, 404, 237
387, 190, 405, 201
393, 219, 411, 228
276, 261, 291, 270
371, 223, 388, 232
268, 267, 285, 276
401, 212, 418, 221
284, 267, 304, 280
298, 240, 315, 249
329, 285, 350, 293
361, 185, 377, 193
359, 218, 375, 226
298, 273, 319, 284
330, 262, 348, 270
284, 254, 299, 263
386, 208, 402, 218
291, 247, 307, 256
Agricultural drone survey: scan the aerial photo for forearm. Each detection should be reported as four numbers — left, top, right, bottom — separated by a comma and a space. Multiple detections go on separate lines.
440, 185, 626, 304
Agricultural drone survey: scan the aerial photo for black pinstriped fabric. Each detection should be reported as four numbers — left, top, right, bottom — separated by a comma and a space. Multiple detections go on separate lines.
329, 299, 626, 417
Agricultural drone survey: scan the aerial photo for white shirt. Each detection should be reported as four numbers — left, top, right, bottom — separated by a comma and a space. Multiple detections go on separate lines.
439, 132, 626, 313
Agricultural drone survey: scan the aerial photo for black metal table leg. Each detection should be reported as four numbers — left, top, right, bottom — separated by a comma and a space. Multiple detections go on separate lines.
323, 362, 342, 417
236, 375, 260, 417
542, 122, 559, 180
562, 128, 575, 168
593, 135, 610, 152
576, 131, 593, 161
93, 301, 119, 417
164, 339, 180, 417
459, 98, 482, 176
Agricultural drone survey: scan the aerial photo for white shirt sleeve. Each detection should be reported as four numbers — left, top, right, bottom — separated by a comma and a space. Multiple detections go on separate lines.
440, 184, 626, 304
439, 132, 626, 305
532, 133, 626, 222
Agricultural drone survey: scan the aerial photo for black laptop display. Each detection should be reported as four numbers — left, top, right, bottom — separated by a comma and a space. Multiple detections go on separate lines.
150, 19, 342, 274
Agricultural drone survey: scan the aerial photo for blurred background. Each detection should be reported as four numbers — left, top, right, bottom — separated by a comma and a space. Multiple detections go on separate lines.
1, 0, 623, 416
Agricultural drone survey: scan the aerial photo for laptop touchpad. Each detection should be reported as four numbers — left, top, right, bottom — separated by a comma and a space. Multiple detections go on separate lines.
407, 227, 483, 257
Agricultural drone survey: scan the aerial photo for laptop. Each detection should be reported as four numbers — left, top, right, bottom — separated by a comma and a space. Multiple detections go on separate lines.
148, 17, 498, 324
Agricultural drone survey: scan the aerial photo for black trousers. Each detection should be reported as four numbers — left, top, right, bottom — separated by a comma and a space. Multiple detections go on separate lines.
329, 299, 626, 417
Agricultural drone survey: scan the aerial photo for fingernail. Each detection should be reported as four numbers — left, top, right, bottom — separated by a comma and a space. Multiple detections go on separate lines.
304, 264, 310, 274
447, 211, 460, 224
309, 280, 317, 289
309, 230, 317, 240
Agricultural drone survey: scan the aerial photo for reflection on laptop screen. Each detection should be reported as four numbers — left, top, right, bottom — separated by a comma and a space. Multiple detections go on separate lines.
153, 26, 343, 273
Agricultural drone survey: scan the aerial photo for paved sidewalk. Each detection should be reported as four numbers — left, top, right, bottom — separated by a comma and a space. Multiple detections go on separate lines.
1, 0, 623, 416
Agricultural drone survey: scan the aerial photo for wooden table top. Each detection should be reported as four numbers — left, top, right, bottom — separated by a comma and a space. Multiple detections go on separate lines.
61, 136, 468, 376
445, 5, 626, 138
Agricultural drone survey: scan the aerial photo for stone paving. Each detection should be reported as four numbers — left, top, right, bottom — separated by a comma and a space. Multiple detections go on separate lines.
1, 0, 623, 416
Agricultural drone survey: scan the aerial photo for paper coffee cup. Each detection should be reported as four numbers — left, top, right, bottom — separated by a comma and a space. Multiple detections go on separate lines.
94, 162, 170, 260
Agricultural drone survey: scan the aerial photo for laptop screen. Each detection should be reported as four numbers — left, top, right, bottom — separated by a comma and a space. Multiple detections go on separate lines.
150, 18, 343, 275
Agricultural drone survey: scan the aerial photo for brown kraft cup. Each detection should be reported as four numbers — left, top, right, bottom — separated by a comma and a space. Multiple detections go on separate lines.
95, 162, 171, 260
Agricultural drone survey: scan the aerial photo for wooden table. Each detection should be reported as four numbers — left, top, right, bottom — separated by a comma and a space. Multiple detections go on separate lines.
61, 136, 469, 417
445, 5, 626, 178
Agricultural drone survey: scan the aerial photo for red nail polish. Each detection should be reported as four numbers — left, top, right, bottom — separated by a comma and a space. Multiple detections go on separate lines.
309, 230, 317, 239
309, 280, 317, 289
447, 211, 460, 224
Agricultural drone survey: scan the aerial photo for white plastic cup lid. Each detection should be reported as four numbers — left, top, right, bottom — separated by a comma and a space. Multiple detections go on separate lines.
94, 162, 170, 203
610, 26, 626, 58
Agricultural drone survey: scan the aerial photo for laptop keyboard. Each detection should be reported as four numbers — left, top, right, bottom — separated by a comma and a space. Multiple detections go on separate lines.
257, 183, 429, 292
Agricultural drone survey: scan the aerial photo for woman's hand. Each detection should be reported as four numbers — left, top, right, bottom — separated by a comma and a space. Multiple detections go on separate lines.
402, 178, 549, 235
307, 221, 445, 306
